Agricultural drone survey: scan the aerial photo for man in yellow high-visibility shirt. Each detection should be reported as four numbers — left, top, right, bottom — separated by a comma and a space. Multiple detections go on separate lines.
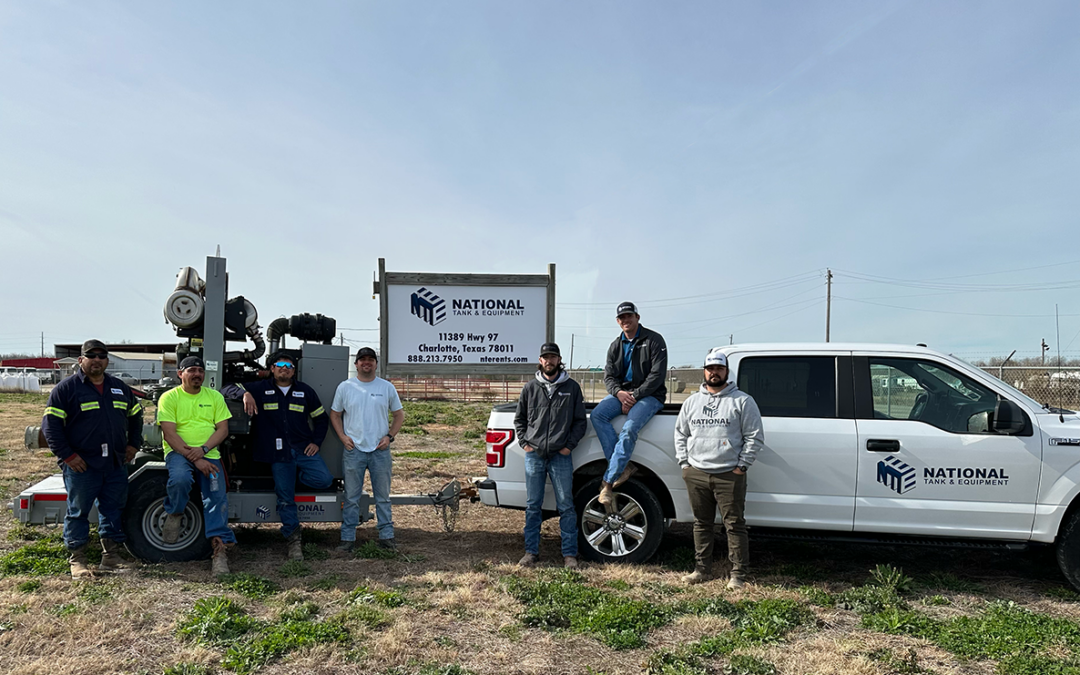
157, 356, 236, 575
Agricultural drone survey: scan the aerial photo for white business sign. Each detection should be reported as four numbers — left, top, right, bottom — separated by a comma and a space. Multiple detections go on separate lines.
386, 284, 548, 366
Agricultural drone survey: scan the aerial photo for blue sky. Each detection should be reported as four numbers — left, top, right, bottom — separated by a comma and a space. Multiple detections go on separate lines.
2, 1, 1079, 367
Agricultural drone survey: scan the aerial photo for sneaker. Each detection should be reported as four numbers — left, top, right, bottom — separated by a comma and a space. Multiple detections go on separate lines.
211, 537, 231, 577
598, 481, 614, 506
286, 529, 303, 561
161, 513, 183, 544
681, 570, 712, 585
69, 545, 93, 579
336, 540, 355, 553
726, 576, 746, 590
376, 538, 398, 552
612, 463, 638, 488
564, 556, 579, 569
518, 552, 539, 567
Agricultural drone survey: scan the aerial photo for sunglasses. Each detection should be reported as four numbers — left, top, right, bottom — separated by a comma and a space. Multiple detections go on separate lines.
83, 352, 108, 360
273, 361, 295, 369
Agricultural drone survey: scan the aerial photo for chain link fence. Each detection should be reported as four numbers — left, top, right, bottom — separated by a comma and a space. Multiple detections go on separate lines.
391, 365, 1080, 411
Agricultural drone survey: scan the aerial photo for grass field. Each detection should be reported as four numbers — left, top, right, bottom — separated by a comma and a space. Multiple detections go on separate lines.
3, 392, 1080, 675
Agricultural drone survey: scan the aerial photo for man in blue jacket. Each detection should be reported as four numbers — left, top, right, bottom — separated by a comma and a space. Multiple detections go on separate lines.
42, 339, 143, 577
225, 352, 332, 560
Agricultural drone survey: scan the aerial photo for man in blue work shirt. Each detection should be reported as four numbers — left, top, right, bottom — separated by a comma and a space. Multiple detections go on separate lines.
591, 302, 668, 506
224, 352, 332, 561
43, 339, 143, 577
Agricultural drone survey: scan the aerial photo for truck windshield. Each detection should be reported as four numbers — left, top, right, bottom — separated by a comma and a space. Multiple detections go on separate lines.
946, 354, 1044, 410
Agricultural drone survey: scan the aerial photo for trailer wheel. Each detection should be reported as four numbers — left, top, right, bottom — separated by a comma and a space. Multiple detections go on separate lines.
123, 472, 211, 563
574, 477, 664, 564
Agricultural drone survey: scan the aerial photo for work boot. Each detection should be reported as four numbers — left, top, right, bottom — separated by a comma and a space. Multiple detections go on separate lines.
162, 513, 183, 544
98, 538, 137, 574
286, 529, 303, 561
211, 537, 231, 576
518, 552, 539, 567
681, 570, 712, 585
564, 556, 579, 569
69, 545, 93, 579
335, 540, 355, 554
598, 481, 614, 507
726, 576, 746, 590
376, 537, 398, 552
612, 462, 638, 488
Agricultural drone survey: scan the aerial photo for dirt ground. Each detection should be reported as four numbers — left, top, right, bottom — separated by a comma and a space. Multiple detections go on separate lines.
2, 392, 1080, 675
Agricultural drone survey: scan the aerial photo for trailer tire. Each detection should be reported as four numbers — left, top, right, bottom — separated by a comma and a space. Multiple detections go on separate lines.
575, 477, 664, 565
123, 472, 211, 563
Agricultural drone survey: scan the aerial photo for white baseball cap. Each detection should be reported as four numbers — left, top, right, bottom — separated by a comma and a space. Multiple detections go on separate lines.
704, 348, 728, 368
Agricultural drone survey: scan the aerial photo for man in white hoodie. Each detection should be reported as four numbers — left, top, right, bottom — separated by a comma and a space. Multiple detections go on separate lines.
675, 348, 764, 588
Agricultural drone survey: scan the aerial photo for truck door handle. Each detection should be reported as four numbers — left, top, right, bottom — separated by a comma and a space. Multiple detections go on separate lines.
866, 439, 900, 452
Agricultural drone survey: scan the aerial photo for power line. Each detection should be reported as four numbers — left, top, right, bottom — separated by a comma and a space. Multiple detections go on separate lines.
834, 295, 1080, 318
555, 271, 822, 308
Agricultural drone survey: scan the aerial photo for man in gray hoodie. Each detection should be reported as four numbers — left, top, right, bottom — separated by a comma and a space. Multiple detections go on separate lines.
514, 342, 588, 568
675, 347, 764, 588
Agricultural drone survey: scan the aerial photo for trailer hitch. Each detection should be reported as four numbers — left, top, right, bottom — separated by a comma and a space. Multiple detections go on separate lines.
390, 479, 478, 532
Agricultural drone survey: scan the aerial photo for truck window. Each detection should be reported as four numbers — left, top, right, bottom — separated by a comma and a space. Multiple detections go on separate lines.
737, 356, 837, 418
867, 358, 999, 434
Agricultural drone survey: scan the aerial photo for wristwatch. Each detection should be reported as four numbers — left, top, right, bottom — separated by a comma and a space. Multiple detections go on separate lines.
201, 445, 211, 456
386, 434, 395, 443
737, 465, 748, 472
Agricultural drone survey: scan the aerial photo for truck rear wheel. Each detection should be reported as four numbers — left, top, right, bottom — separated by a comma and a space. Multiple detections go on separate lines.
574, 477, 664, 564
124, 472, 211, 563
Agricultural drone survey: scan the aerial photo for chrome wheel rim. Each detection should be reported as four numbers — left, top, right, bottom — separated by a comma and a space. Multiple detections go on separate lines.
580, 492, 648, 558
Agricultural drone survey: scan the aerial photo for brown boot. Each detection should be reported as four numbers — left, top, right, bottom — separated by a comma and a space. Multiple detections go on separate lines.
162, 513, 183, 544
211, 537, 232, 576
286, 529, 303, 561
69, 545, 93, 579
98, 538, 137, 574
612, 462, 638, 488
598, 481, 614, 507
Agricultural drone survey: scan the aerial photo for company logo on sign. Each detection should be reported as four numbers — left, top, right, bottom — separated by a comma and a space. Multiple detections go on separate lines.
256, 505, 270, 520
877, 455, 917, 494
411, 287, 446, 326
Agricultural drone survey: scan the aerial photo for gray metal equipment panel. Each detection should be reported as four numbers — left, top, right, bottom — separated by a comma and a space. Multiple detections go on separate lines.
300, 343, 350, 479
202, 256, 227, 392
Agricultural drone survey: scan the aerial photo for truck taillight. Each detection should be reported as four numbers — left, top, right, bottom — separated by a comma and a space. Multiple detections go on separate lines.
486, 429, 513, 468
19, 499, 29, 510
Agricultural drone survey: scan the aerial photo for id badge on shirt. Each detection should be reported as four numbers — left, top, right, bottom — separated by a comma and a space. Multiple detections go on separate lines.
101, 443, 109, 457
276, 438, 283, 450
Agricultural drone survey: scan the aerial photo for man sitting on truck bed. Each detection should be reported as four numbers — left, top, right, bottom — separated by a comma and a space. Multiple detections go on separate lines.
158, 356, 237, 576
223, 351, 333, 562
591, 302, 668, 506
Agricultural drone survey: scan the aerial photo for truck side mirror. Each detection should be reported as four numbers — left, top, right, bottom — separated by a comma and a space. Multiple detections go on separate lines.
993, 399, 1025, 434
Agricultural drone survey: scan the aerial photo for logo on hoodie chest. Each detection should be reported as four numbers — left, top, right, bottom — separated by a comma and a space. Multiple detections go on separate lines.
695, 397, 730, 425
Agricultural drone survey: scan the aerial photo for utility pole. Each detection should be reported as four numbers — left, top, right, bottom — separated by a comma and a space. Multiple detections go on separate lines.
40, 332, 44, 358
825, 269, 833, 342
729, 334, 733, 345
569, 334, 575, 371
339, 332, 344, 346
1042, 338, 1050, 364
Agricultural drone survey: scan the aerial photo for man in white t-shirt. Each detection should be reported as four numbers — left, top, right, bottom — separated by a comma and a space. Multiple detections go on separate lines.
330, 347, 405, 552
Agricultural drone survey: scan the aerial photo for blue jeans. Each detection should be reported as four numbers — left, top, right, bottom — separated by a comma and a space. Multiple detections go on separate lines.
524, 450, 578, 557
62, 464, 128, 550
164, 452, 236, 544
341, 447, 393, 541
271, 447, 334, 538
591, 394, 664, 484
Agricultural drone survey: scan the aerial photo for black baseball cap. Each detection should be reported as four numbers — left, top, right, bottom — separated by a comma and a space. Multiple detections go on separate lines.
81, 339, 107, 356
539, 342, 561, 357
179, 356, 205, 370
355, 347, 378, 361
616, 302, 639, 317
268, 351, 296, 367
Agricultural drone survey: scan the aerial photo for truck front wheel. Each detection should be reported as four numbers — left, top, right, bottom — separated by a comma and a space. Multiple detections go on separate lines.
574, 477, 664, 564
123, 472, 211, 563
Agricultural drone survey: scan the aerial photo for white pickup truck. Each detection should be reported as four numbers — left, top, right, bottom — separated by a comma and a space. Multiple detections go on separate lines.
478, 343, 1080, 587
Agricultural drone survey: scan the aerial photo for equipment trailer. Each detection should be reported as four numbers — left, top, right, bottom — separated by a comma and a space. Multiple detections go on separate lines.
10, 254, 474, 562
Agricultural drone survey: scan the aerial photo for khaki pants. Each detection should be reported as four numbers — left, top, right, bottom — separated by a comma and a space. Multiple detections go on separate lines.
682, 465, 748, 577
